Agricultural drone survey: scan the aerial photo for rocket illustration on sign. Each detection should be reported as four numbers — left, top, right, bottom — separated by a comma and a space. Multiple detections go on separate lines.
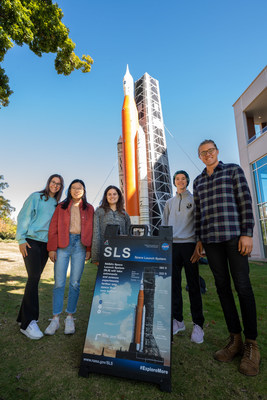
134, 273, 145, 351
116, 266, 164, 364
118, 65, 172, 233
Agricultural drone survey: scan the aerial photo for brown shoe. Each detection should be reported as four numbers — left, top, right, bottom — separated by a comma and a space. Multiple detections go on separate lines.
214, 333, 243, 362
239, 339, 260, 376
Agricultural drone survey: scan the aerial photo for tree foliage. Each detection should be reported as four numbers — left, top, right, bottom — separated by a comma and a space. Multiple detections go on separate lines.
0, 217, 16, 239
0, 175, 15, 219
0, 0, 93, 107
0, 175, 16, 239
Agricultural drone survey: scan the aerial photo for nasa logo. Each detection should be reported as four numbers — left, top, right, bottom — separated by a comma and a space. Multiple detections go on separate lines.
161, 243, 169, 251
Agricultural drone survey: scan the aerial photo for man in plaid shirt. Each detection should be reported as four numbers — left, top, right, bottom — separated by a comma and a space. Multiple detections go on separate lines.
192, 139, 260, 376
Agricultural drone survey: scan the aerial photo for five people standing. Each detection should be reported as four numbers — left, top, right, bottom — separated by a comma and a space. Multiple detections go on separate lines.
16, 151, 260, 377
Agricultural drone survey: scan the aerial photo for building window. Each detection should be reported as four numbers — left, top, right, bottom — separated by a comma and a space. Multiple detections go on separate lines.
252, 154, 267, 257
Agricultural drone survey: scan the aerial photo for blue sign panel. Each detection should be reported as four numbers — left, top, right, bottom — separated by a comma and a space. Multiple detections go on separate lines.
79, 225, 172, 392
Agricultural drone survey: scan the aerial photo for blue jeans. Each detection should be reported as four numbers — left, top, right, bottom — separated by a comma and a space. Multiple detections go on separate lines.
53, 234, 86, 315
204, 237, 257, 340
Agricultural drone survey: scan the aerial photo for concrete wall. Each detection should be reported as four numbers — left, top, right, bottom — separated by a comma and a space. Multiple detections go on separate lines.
233, 67, 267, 260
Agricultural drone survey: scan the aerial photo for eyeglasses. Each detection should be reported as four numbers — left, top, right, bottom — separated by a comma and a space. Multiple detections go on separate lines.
199, 147, 216, 157
51, 180, 61, 187
71, 187, 84, 192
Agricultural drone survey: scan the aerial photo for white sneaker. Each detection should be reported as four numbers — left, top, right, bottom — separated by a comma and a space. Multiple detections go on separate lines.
191, 324, 204, 344
64, 315, 75, 335
20, 320, 44, 340
173, 319, 186, 335
44, 317, 60, 335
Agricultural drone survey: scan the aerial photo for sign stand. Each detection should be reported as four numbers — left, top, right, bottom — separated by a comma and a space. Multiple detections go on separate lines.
79, 225, 172, 392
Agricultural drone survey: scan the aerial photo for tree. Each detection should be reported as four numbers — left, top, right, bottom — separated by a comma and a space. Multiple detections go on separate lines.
0, 175, 15, 218
0, 0, 93, 107
0, 217, 16, 239
0, 175, 16, 240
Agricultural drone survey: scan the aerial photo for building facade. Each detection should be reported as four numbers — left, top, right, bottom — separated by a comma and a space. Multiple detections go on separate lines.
233, 66, 267, 260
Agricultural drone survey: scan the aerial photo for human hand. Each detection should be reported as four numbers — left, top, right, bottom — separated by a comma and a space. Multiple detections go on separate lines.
85, 251, 91, 261
190, 241, 204, 263
19, 242, 31, 257
49, 251, 57, 263
238, 236, 253, 256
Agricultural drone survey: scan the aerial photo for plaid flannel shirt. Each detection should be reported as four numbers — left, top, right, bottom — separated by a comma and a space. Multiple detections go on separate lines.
193, 161, 254, 243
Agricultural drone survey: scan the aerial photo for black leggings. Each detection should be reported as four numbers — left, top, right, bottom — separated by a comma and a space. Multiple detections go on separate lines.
17, 239, 48, 330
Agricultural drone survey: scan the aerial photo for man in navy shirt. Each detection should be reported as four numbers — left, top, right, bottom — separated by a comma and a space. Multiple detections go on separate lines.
192, 139, 260, 376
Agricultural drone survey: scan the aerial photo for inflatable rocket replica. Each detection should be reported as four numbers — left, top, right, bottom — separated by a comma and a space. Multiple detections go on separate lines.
118, 65, 149, 226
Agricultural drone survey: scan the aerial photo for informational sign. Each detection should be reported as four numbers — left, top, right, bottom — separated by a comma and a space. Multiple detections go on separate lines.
79, 225, 172, 392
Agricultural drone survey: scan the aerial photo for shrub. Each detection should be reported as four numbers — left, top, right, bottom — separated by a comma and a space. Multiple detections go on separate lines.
0, 217, 16, 240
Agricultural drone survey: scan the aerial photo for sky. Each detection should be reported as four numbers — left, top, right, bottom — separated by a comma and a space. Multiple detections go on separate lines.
1, 0, 267, 219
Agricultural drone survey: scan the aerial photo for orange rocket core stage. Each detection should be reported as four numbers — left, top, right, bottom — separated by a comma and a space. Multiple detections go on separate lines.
121, 95, 140, 217
134, 284, 144, 345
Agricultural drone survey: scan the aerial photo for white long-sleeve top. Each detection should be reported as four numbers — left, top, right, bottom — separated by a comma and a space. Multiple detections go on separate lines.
162, 190, 195, 243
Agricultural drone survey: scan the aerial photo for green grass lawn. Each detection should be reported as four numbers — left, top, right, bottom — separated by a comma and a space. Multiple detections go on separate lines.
0, 243, 266, 400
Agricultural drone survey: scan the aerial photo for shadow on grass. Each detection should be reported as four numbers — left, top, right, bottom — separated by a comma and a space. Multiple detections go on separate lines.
0, 265, 97, 400
0, 260, 266, 400
0, 273, 28, 319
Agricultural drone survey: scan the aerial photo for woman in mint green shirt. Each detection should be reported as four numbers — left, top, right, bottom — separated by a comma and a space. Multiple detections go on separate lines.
16, 174, 64, 340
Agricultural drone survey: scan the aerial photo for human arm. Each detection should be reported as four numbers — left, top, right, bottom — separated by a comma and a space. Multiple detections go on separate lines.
91, 208, 101, 264
238, 236, 253, 256
190, 241, 204, 263
162, 202, 170, 226
16, 193, 38, 245
125, 212, 131, 234
47, 206, 59, 252
193, 179, 202, 243
85, 205, 94, 253
233, 166, 254, 237
49, 251, 57, 263
19, 242, 31, 257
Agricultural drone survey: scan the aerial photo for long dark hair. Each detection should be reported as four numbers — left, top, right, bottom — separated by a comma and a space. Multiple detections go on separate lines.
61, 179, 89, 210
40, 174, 64, 203
100, 185, 125, 214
